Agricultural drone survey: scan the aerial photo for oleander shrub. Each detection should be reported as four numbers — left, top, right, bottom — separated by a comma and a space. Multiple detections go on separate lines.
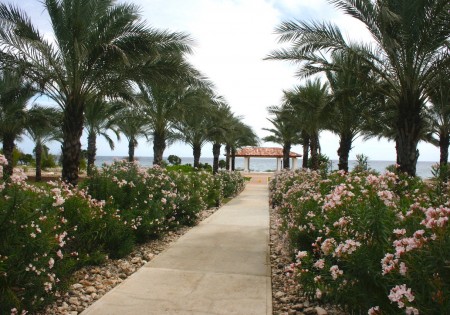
84, 161, 178, 242
217, 170, 246, 198
0, 160, 131, 313
270, 169, 450, 314
1, 156, 247, 314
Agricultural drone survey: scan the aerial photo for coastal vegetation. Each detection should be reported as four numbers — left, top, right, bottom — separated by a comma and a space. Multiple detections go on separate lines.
0, 0, 257, 184
267, 0, 449, 177
270, 168, 450, 314
0, 156, 245, 313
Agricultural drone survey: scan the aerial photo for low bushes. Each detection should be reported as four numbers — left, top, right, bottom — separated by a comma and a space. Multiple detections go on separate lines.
270, 169, 449, 314
0, 157, 245, 314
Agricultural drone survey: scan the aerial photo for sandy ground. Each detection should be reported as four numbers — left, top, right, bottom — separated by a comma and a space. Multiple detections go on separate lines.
242, 172, 274, 185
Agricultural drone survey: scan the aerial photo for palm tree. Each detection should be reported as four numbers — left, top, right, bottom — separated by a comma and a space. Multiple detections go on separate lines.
174, 87, 219, 168
26, 105, 60, 181
0, 0, 192, 184
284, 79, 329, 170
426, 67, 450, 166
136, 81, 183, 166
263, 105, 301, 169
0, 68, 35, 178
206, 103, 237, 174
136, 65, 208, 166
267, 0, 449, 176
114, 106, 151, 162
84, 98, 121, 175
324, 51, 375, 172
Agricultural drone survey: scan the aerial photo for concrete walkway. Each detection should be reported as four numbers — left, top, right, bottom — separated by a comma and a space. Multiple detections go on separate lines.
82, 183, 271, 315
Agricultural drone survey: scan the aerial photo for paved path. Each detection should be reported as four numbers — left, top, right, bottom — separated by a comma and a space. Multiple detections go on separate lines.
82, 183, 271, 315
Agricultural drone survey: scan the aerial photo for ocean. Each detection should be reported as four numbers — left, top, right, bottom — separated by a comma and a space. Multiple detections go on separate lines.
95, 156, 438, 179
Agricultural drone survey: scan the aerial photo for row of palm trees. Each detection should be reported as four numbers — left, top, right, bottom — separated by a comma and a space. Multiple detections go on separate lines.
0, 0, 258, 183
265, 0, 449, 176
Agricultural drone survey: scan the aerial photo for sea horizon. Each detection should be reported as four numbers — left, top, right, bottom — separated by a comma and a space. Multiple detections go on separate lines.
94, 156, 439, 179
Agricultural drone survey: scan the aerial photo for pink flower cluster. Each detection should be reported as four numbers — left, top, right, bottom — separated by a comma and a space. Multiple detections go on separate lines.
334, 239, 361, 257
388, 284, 415, 309
421, 206, 449, 229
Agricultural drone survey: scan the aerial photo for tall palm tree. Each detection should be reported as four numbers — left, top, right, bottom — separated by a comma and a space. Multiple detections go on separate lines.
136, 81, 183, 166
263, 105, 301, 169
114, 105, 151, 162
25, 105, 60, 181
426, 67, 450, 166
136, 65, 208, 166
324, 51, 375, 172
0, 0, 192, 184
207, 103, 236, 174
0, 68, 35, 178
84, 98, 121, 175
174, 87, 219, 168
284, 79, 329, 170
267, 0, 449, 176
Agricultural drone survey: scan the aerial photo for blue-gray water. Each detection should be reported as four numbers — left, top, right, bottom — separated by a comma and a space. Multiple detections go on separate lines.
95, 156, 438, 179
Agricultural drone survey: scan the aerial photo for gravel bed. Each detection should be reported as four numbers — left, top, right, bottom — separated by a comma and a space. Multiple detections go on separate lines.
40, 207, 218, 315
270, 206, 346, 315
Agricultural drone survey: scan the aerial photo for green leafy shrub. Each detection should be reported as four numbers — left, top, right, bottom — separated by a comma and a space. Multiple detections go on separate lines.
167, 155, 181, 165
84, 161, 178, 242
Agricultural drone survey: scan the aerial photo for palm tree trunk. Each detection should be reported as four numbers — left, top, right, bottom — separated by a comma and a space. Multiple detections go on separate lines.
396, 103, 421, 176
225, 144, 231, 170
310, 132, 320, 170
61, 101, 84, 185
302, 131, 310, 168
337, 133, 353, 172
439, 133, 449, 166
87, 131, 96, 176
2, 134, 15, 179
193, 144, 201, 168
231, 147, 236, 171
128, 137, 136, 162
35, 142, 42, 182
213, 142, 221, 174
283, 142, 291, 169
153, 131, 166, 166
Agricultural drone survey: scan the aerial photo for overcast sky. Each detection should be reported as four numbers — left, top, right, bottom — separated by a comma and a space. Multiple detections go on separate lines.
7, 0, 439, 161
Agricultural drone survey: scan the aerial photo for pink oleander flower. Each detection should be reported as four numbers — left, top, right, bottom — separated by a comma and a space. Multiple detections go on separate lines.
399, 262, 408, 276
321, 238, 336, 255
48, 257, 55, 269
296, 251, 308, 260
313, 259, 325, 269
381, 253, 398, 275
421, 206, 450, 229
394, 228, 407, 236
334, 239, 361, 257
315, 288, 322, 299
368, 306, 380, 314
388, 284, 415, 308
330, 265, 343, 280
405, 306, 419, 315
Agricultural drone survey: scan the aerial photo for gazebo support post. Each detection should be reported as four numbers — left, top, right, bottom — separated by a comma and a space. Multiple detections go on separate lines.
292, 157, 298, 170
244, 157, 250, 172
276, 158, 281, 171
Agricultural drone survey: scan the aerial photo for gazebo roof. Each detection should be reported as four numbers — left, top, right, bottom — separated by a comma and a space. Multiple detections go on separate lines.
234, 147, 302, 158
